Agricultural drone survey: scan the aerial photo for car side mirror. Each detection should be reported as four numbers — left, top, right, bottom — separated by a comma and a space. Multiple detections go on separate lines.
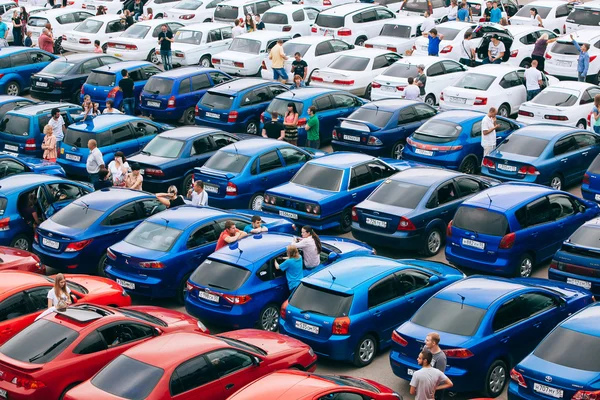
428, 275, 440, 285
252, 356, 261, 366
579, 204, 587, 213
328, 252, 339, 262
154, 327, 162, 336
349, 44, 355, 49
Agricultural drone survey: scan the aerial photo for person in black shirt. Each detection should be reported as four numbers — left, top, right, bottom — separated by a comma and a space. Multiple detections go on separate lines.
255, 14, 265, 30
262, 112, 285, 140
484, 1, 492, 21
119, 69, 135, 116
291, 52, 308, 85
156, 185, 186, 208
158, 24, 174, 71
94, 168, 113, 190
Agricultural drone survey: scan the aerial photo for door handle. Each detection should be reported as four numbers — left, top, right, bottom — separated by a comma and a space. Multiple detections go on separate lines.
500, 336, 510, 343
441, 210, 449, 215
582, 152, 589, 156
351, 193, 357, 197
226, 384, 235, 390
407, 297, 415, 303
373, 310, 382, 316
560, 158, 568, 162
261, 177, 268, 181
532, 232, 539, 237
533, 321, 542, 328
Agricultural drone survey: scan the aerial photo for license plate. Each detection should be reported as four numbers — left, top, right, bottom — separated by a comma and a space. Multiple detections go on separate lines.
36, 81, 47, 87
497, 163, 516, 172
86, 4, 95, 8
407, 368, 415, 376
320, 28, 331, 35
366, 217, 387, 228
567, 277, 592, 290
462, 238, 485, 250
295, 320, 319, 334
68, 37, 77, 42
447, 96, 466, 104
4, 144, 17, 152
343, 134, 360, 142
204, 184, 218, 193
65, 154, 81, 162
534, 383, 563, 399
116, 44, 126, 49
147, 100, 160, 107
0, 388, 6, 399
206, 112, 220, 119
222, 60, 233, 66
415, 148, 433, 156
198, 291, 219, 302
116, 279, 135, 290
42, 237, 59, 249
556, 61, 571, 67
595, 194, 600, 201
382, 86, 396, 92
279, 210, 298, 219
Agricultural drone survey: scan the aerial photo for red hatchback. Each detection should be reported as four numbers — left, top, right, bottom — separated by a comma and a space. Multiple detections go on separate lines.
0, 304, 208, 400
64, 329, 317, 400
0, 247, 45, 274
0, 271, 132, 345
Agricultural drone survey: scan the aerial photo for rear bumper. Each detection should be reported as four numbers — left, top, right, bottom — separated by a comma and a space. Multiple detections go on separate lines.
185, 294, 258, 329
32, 243, 95, 272
30, 88, 70, 101
581, 185, 599, 203
105, 265, 177, 299
445, 242, 515, 276
195, 116, 244, 133
331, 140, 391, 157
548, 268, 600, 296
351, 223, 424, 250
261, 205, 342, 231
215, 64, 259, 76
56, 158, 88, 178
140, 105, 185, 122
279, 318, 354, 362
402, 151, 462, 170
204, 193, 251, 209
141, 176, 183, 193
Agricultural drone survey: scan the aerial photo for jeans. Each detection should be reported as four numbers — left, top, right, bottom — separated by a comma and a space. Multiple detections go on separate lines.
459, 58, 473, 67
482, 57, 501, 64
527, 89, 540, 101
161, 50, 173, 71
273, 68, 288, 81
89, 172, 99, 184
594, 125, 600, 134
307, 139, 320, 149
123, 97, 135, 116
578, 73, 586, 82
12, 29, 22, 46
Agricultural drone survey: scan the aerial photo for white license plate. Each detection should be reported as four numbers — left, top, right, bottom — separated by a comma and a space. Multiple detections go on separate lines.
86, 4, 95, 8
206, 112, 220, 119
447, 96, 466, 104
147, 100, 160, 107
462, 238, 485, 250
0, 388, 6, 399
343, 134, 360, 142
68, 37, 77, 42
556, 61, 571, 67
116, 279, 135, 290
36, 81, 48, 87
567, 277, 592, 290
279, 210, 298, 219
204, 184, 218, 193
374, 45, 386, 49
65, 154, 81, 162
407, 368, 415, 376
320, 28, 331, 35
222, 60, 234, 66
4, 144, 18, 152
415, 148, 433, 156
295, 320, 319, 334
497, 164, 516, 172
365, 217, 387, 228
596, 194, 600, 201
42, 237, 59, 249
382, 86, 396, 92
198, 291, 220, 302
534, 383, 563, 399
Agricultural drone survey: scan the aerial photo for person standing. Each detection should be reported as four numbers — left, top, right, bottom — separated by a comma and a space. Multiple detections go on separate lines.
421, 11, 435, 34
244, 215, 268, 234
284, 102, 299, 145
525, 60, 543, 101
232, 18, 244, 37
592, 94, 600, 133
245, 14, 256, 32
187, 180, 208, 206
530, 7, 543, 27
41, 125, 57, 162
447, 0, 458, 21
571, 34, 590, 82
156, 185, 185, 208
457, 2, 469, 21
107, 151, 130, 187
425, 333, 447, 372
49, 108, 65, 153
482, 35, 504, 64
0, 18, 8, 48
490, 1, 502, 23
461, 0, 472, 21
481, 107, 499, 157
215, 220, 248, 251
11, 10, 22, 46
158, 25, 174, 71
262, 111, 285, 140
119, 69, 135, 116
86, 139, 105, 184
38, 28, 53, 53
459, 31, 476, 66
269, 39, 288, 83
484, 1, 492, 21
531, 33, 557, 72
416, 64, 427, 97
291, 52, 308, 83
275, 245, 303, 291
404, 77, 421, 100
293, 226, 321, 269
424, 29, 443, 57
305, 106, 320, 149
255, 14, 265, 30
410, 349, 454, 400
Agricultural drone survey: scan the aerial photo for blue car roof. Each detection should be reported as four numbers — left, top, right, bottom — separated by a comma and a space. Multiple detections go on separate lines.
390, 167, 462, 186
0, 47, 35, 57
430, 109, 487, 123
145, 205, 230, 230
0, 174, 69, 194
466, 183, 555, 210
276, 88, 343, 101
10, 102, 80, 116
310, 152, 377, 169
77, 188, 152, 212
160, 127, 224, 140
561, 303, 600, 336
93, 61, 152, 73
364, 99, 421, 112
211, 233, 296, 267
435, 276, 524, 309
210, 78, 276, 95
154, 67, 221, 79
510, 124, 581, 140
54, 53, 110, 63
69, 115, 145, 132
221, 138, 283, 156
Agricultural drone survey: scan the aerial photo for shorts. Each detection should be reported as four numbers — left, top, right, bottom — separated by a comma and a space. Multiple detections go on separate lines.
273, 68, 288, 81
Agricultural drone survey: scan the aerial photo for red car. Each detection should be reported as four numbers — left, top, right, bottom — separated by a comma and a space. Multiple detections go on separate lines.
0, 247, 45, 274
0, 304, 208, 400
64, 329, 317, 400
227, 370, 401, 400
0, 271, 132, 345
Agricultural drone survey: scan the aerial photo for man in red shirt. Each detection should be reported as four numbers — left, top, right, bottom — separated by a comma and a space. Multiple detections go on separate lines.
38, 28, 54, 54
215, 221, 247, 251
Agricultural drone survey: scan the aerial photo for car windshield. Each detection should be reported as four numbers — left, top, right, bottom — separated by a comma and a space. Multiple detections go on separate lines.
190, 259, 251, 291
266, 98, 304, 116
1, 319, 79, 364
0, 115, 30, 137
200, 92, 234, 109
118, 308, 167, 327
380, 23, 411, 38
453, 73, 496, 91
91, 355, 163, 400
412, 297, 486, 336
141, 136, 185, 158
229, 38, 261, 54
144, 77, 174, 95
262, 12, 287, 24
315, 14, 344, 28
436, 27, 460, 41
87, 71, 116, 87
175, 0, 202, 9
566, 225, 600, 249
534, 327, 600, 371
51, 202, 103, 230
412, 120, 462, 144
124, 221, 183, 252
453, 206, 509, 236
531, 89, 579, 107
515, 4, 551, 18
368, 180, 428, 209
496, 134, 549, 157
214, 4, 238, 19
329, 56, 370, 71
41, 61, 76, 75
283, 42, 311, 57
289, 283, 353, 317
175, 29, 202, 45
346, 108, 393, 128
121, 24, 151, 39
203, 150, 249, 173
567, 8, 600, 25
75, 18, 103, 33
291, 163, 344, 191
383, 62, 418, 78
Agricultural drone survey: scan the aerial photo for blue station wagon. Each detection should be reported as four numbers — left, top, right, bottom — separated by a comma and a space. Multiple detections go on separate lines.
0, 47, 57, 96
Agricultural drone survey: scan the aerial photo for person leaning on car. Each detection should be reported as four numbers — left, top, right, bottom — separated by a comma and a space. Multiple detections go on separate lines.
262, 112, 285, 140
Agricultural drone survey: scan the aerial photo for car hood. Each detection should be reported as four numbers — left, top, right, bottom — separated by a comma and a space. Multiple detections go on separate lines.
215, 50, 261, 62
266, 182, 337, 203
218, 329, 310, 355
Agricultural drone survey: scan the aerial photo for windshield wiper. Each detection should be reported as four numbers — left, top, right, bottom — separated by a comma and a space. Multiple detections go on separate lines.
462, 86, 481, 90
207, 283, 228, 290
140, 150, 151, 155
28, 338, 67, 362
300, 309, 327, 316
203, 103, 215, 108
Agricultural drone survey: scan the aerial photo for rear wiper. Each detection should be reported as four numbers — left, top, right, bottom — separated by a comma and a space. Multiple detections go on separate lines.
140, 150, 151, 155
207, 283, 228, 290
463, 86, 481, 90
414, 131, 439, 138
203, 103, 215, 108
28, 338, 67, 362
300, 309, 326, 316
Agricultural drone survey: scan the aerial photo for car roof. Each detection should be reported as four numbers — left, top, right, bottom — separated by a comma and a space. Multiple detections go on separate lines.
276, 87, 342, 100
0, 47, 35, 57
87, 14, 123, 22
94, 60, 152, 73
309, 152, 377, 169
8, 102, 79, 116
180, 22, 231, 31
363, 99, 420, 111
581, 216, 600, 229
384, 16, 426, 25
511, 124, 581, 139
546, 81, 593, 91
133, 18, 180, 27
341, 48, 394, 58
0, 271, 51, 293
146, 205, 230, 230
437, 20, 474, 29
0, 173, 68, 194
320, 3, 380, 15
265, 4, 305, 13
152, 66, 221, 79
431, 109, 487, 122
574, 0, 600, 9
69, 115, 143, 132
76, 188, 152, 212
211, 78, 277, 94
211, 233, 297, 266
221, 138, 284, 155
53, 53, 109, 63
390, 167, 462, 185
561, 303, 600, 336
237, 30, 292, 40
466, 182, 555, 210
397, 55, 443, 66
219, 0, 264, 5
435, 276, 525, 308
32, 7, 89, 16
286, 36, 338, 45
524, 0, 567, 6
471, 64, 522, 76
159, 126, 225, 140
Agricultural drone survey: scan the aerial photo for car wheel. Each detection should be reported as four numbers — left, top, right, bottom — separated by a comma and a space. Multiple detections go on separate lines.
181, 173, 194, 195
516, 253, 534, 278
484, 360, 508, 397
519, 58, 531, 68
5, 81, 19, 96
293, 34, 301, 38
391, 141, 405, 159
245, 120, 259, 135
576, 119, 587, 129
353, 334, 377, 367
181, 107, 195, 125
148, 49, 159, 64
203, 18, 212, 22
550, 173, 563, 190
10, 234, 30, 251
249, 193, 264, 211
498, 104, 510, 118
155, 13, 163, 18
177, 273, 192, 305
97, 253, 108, 277
258, 303, 279, 331
199, 55, 212, 68
102, 43, 107, 53
424, 94, 436, 106
459, 155, 478, 175
338, 207, 352, 233
422, 228, 442, 256
364, 84, 372, 100
355, 36, 366, 47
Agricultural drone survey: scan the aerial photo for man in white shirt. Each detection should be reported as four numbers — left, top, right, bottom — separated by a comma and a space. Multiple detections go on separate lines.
86, 139, 105, 184
188, 180, 208, 206
524, 60, 543, 101
410, 349, 453, 400
48, 108, 66, 151
483, 35, 505, 64
459, 31, 475, 66
404, 77, 421, 100
421, 11, 435, 34
447, 0, 458, 21
232, 18, 245, 38
481, 107, 500, 157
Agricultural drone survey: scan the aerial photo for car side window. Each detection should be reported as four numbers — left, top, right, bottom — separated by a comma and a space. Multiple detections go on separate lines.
111, 125, 135, 144
367, 161, 395, 180
128, 69, 145, 82
211, 133, 237, 149
243, 87, 270, 106
191, 74, 211, 91
205, 349, 254, 377
376, 8, 394, 19
427, 181, 457, 208
332, 94, 355, 108
208, 29, 222, 43
280, 147, 308, 166
142, 66, 162, 79
471, 120, 482, 137
517, 196, 551, 228
256, 0, 270, 14
520, 33, 537, 45
0, 293, 28, 322
73, 330, 107, 355
190, 136, 213, 156
186, 224, 218, 249
46, 183, 87, 202
106, 20, 124, 33
361, 10, 377, 23
269, 85, 288, 98
132, 121, 160, 137
0, 159, 26, 178
441, 60, 465, 74
220, 27, 233, 39
25, 287, 48, 313
209, 71, 230, 85
556, 4, 570, 17
427, 62, 444, 77
548, 194, 574, 221
9, 52, 29, 67
499, 72, 521, 89
349, 164, 372, 189
413, 104, 436, 120
56, 12, 76, 24
99, 323, 154, 348
139, 199, 166, 218
520, 292, 557, 317
455, 178, 482, 197
30, 52, 53, 63
368, 274, 399, 308
396, 270, 430, 295
81, 58, 102, 74
330, 40, 350, 52
315, 41, 333, 56
258, 151, 283, 173
313, 95, 333, 111
492, 296, 526, 331
305, 8, 318, 20
178, 78, 191, 95
318, 393, 365, 400
292, 9, 304, 21
170, 355, 216, 396
553, 135, 577, 156
372, 55, 389, 70
398, 106, 418, 124
575, 133, 596, 148
105, 203, 140, 226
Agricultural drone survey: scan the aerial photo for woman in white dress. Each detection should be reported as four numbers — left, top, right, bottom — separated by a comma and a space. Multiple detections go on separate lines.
107, 151, 130, 187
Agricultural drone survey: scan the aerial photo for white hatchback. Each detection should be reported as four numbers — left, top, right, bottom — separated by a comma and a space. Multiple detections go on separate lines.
397, 0, 447, 21
509, 0, 572, 35
163, 0, 222, 24
545, 29, 600, 82
565, 1, 600, 34
262, 5, 318, 38
62, 14, 127, 53
163, 22, 233, 67
364, 16, 426, 55
27, 8, 94, 44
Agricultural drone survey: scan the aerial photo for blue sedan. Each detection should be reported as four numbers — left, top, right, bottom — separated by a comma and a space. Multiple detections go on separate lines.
390, 276, 594, 397
263, 153, 413, 233
352, 167, 499, 256
0, 153, 65, 178
279, 255, 464, 367
186, 233, 374, 332
482, 125, 600, 191
105, 205, 296, 304
508, 302, 600, 400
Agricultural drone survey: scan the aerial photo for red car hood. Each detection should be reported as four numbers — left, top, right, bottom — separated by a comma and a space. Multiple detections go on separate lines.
218, 329, 310, 355
63, 275, 124, 296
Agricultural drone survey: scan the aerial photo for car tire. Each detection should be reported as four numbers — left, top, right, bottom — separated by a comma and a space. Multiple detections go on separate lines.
155, 13, 163, 18
5, 81, 19, 96
181, 173, 194, 195
355, 36, 367, 47
516, 253, 534, 278
258, 303, 280, 331
519, 58, 532, 68
364, 84, 372, 100
353, 334, 377, 367
338, 207, 352, 233
181, 107, 195, 125
484, 359, 508, 397
391, 141, 405, 159
203, 18, 212, 22
424, 94, 436, 106
199, 55, 212, 68
458, 155, 478, 175
249, 193, 264, 211
147, 49, 159, 64
549, 173, 563, 190
421, 227, 443, 257
10, 234, 31, 251
245, 120, 259, 135
97, 253, 108, 277
498, 104, 510, 118
177, 272, 192, 305
576, 119, 587, 129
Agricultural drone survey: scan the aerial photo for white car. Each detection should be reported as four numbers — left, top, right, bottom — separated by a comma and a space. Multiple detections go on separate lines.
27, 8, 94, 44
106, 20, 184, 63
440, 64, 559, 117
509, 0, 571, 35
565, 1, 600, 34
301, 0, 354, 11
161, 22, 233, 67
262, 5, 318, 38
309, 48, 401, 98
466, 0, 520, 23
364, 17, 426, 55
213, 0, 283, 25
261, 35, 354, 82
517, 82, 600, 129
545, 29, 600, 83
397, 0, 447, 21
143, 0, 183, 19
62, 14, 127, 53
213, 30, 291, 76
413, 21, 475, 61
163, 0, 222, 24
82, 0, 125, 14
371, 55, 467, 105
0, 0, 17, 16
311, 3, 397, 47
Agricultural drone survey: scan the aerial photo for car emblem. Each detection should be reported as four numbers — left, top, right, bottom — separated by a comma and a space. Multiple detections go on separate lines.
470, 235, 475, 239
125, 259, 129, 264
304, 314, 310, 320
39, 77, 42, 81
545, 376, 553, 383
48, 232, 53, 237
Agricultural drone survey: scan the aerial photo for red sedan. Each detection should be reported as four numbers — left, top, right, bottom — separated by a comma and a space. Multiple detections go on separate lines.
64, 329, 317, 400
0, 271, 132, 345
227, 370, 402, 400
0, 247, 45, 274
0, 304, 208, 400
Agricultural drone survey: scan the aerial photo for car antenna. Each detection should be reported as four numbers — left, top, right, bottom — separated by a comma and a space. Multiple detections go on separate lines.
160, 217, 169, 229
372, 103, 379, 116
328, 270, 336, 282
457, 293, 465, 309
486, 192, 493, 209
78, 199, 90, 214
232, 142, 239, 160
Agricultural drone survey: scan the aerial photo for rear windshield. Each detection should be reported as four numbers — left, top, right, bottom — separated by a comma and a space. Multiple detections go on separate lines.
346, 108, 393, 128
87, 71, 116, 87
118, 309, 167, 327
412, 297, 486, 336
588, 154, 600, 174
383, 63, 418, 78
263, 12, 287, 24
51, 202, 103, 230
214, 4, 239, 19
368, 180, 428, 209
453, 206, 509, 236
315, 14, 344, 28
64, 128, 94, 148
316, 375, 379, 392
141, 136, 185, 158
42, 61, 76, 75
175, 0, 203, 9
144, 77, 174, 95
291, 163, 344, 191
412, 120, 462, 144
28, 17, 49, 27
190, 259, 251, 291
454, 73, 496, 91
402, 0, 428, 12
0, 115, 30, 137
567, 225, 600, 249
204, 150, 249, 173
201, 92, 235, 110
380, 23, 411, 38
436, 27, 460, 41
515, 5, 551, 18
289, 282, 353, 317
92, 355, 163, 400
124, 221, 183, 252
531, 89, 578, 107
121, 25, 151, 39
329, 56, 369, 72
75, 18, 103, 34
551, 41, 580, 55
229, 38, 261, 54
534, 327, 600, 371
1, 319, 79, 364
266, 98, 304, 117
283, 42, 311, 57
496, 135, 549, 158
567, 8, 600, 26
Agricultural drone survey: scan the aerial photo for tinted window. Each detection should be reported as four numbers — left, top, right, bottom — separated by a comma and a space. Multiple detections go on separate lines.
349, 164, 372, 189
369, 180, 427, 209
380, 23, 411, 38
170, 356, 215, 396
411, 297, 486, 337
454, 73, 496, 91
383, 63, 418, 78
497, 135, 549, 158
112, 125, 135, 143
92, 355, 163, 400
87, 71, 116, 86
289, 283, 353, 317
200, 92, 234, 109
280, 147, 308, 166
204, 150, 249, 173
0, 293, 28, 322
329, 56, 370, 72
63, 128, 110, 148
401, 0, 429, 11
263, 12, 287, 24
266, 99, 304, 117
144, 77, 174, 95
568, 8, 600, 26
186, 224, 218, 249
51, 202, 103, 229
492, 296, 526, 331
531, 89, 578, 106
455, 178, 481, 197
190, 259, 251, 291
124, 221, 183, 252
214, 4, 239, 19
258, 151, 283, 173
283, 42, 311, 57
0, 115, 29, 137
549, 194, 574, 220
315, 14, 344, 28
516, 196, 551, 227
346, 108, 392, 128
412, 120, 462, 144
453, 206, 509, 236
191, 74, 210, 91
106, 203, 139, 226
229, 38, 261, 54
73, 330, 106, 355
368, 275, 399, 307
534, 327, 600, 371
291, 164, 343, 191
551, 41, 580, 55
314, 95, 333, 111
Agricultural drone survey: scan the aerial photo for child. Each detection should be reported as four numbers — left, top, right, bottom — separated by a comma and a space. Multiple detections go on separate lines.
93, 40, 102, 53
424, 28, 444, 57
24, 30, 32, 47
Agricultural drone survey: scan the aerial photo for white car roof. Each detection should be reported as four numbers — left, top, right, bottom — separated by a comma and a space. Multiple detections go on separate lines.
574, 0, 600, 9
397, 55, 443, 66
132, 18, 181, 27
286, 36, 341, 45
236, 30, 292, 40
30, 7, 92, 17
264, 4, 307, 14
218, 0, 274, 6
341, 47, 396, 58
180, 22, 231, 31
436, 21, 475, 29
560, 28, 600, 42
319, 3, 381, 16
523, 0, 568, 7
382, 16, 426, 27
546, 81, 596, 91
85, 14, 124, 23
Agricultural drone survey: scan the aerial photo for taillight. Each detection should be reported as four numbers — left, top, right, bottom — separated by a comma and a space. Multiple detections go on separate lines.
280, 299, 288, 319
260, 112, 265, 122
544, 115, 568, 121
474, 97, 487, 105
440, 45, 453, 54
226, 181, 238, 196
372, 82, 382, 88
79, 38, 91, 44
545, 53, 552, 59
195, 104, 199, 116
396, 86, 405, 91
212, 58, 220, 64
392, 331, 408, 346
65, 239, 93, 252
261, 60, 267, 70
591, 55, 598, 63
510, 368, 527, 388
517, 165, 539, 175
107, 248, 116, 260
387, 46, 397, 52
333, 79, 354, 85
573, 390, 600, 400
510, 49, 518, 58
443, 348, 473, 358
62, 34, 67, 40
332, 316, 350, 335
518, 110, 534, 117
144, 168, 165, 177
499, 232, 516, 249
365, 43, 373, 48
337, 28, 352, 36
310, 76, 323, 82
25, 139, 37, 151
482, 157, 495, 169
80, 85, 84, 95
367, 136, 382, 146
351, 206, 358, 222
584, 173, 590, 185
479, 17, 486, 22
397, 217, 415, 231
440, 91, 444, 101
323, 0, 331, 5
34, 231, 39, 243
228, 111, 238, 122
180, 14, 195, 19
234, 62, 244, 68
282, 25, 292, 32
311, 26, 317, 33
167, 96, 176, 108
139, 261, 165, 269
223, 294, 251, 304
12, 376, 45, 390
563, 24, 566, 34
446, 220, 452, 237
108, 87, 119, 99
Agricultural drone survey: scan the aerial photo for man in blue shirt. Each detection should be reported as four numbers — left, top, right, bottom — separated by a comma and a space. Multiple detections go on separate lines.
244, 215, 269, 234
424, 28, 444, 56
490, 1, 502, 23
571, 34, 590, 82
457, 2, 469, 21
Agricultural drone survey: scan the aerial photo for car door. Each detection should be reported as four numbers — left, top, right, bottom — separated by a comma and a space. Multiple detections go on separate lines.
279, 146, 310, 178
0, 158, 27, 178
130, 120, 161, 150
439, 60, 466, 97
256, 150, 285, 192
184, 223, 219, 280
371, 53, 400, 80
254, 251, 289, 306
8, 52, 34, 89
240, 86, 270, 126
425, 180, 460, 226
499, 71, 525, 113
330, 93, 360, 124
189, 74, 212, 108
169, 354, 224, 399
489, 294, 533, 367
349, 161, 394, 204
208, 71, 231, 87
515, 196, 557, 261
111, 123, 138, 155
367, 273, 404, 347
395, 269, 436, 320
100, 202, 145, 249
43, 182, 89, 214
312, 94, 337, 140
553, 134, 579, 183
398, 106, 426, 140
547, 194, 579, 252
0, 292, 37, 345
574, 133, 600, 180
98, 322, 157, 361
205, 348, 264, 396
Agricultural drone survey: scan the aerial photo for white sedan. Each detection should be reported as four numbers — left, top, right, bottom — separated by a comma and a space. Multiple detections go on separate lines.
62, 14, 127, 53
371, 56, 467, 105
517, 82, 600, 129
309, 48, 401, 99
159, 22, 232, 67
262, 5, 318, 38
2, 6, 46, 43
545, 29, 600, 83
509, 0, 572, 35
27, 8, 94, 44
365, 17, 426, 56
439, 64, 559, 117
163, 0, 222, 24
413, 21, 475, 61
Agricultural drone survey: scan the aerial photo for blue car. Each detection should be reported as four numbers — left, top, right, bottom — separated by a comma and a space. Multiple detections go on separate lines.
508, 302, 600, 400
81, 61, 163, 111
140, 67, 232, 125
0, 47, 57, 96
128, 127, 251, 194
0, 96, 34, 119
578, 152, 600, 203
261, 88, 365, 146
57, 115, 172, 178
33, 188, 166, 276
105, 205, 296, 304
402, 110, 523, 174
0, 174, 92, 251
263, 153, 412, 233
195, 78, 289, 135
194, 138, 323, 210
352, 167, 499, 256
331, 100, 438, 159
186, 233, 374, 331
482, 125, 600, 191
446, 182, 600, 277
390, 276, 594, 397
0, 152, 65, 178
279, 256, 464, 366
0, 102, 83, 158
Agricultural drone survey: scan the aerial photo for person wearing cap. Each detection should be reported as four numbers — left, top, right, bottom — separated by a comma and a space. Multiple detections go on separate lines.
482, 35, 504, 64
244, 215, 269, 234
416, 64, 427, 97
